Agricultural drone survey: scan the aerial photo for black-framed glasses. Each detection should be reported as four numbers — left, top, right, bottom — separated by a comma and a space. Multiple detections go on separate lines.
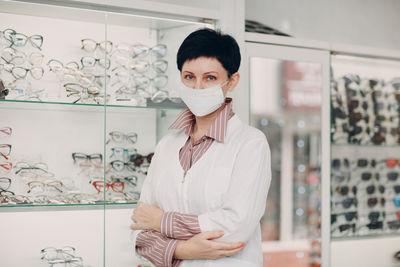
72, 153, 102, 165
338, 223, 356, 233
356, 159, 376, 168
10, 32, 43, 50
81, 39, 113, 54
365, 221, 383, 230
109, 160, 135, 172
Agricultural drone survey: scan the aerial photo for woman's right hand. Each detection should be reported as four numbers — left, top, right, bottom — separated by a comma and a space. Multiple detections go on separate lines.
173, 231, 246, 260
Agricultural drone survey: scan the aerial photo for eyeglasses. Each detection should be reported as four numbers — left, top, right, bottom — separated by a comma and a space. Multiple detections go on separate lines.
106, 131, 137, 144
356, 159, 376, 168
80, 56, 111, 69
81, 39, 113, 54
47, 257, 83, 267
64, 83, 101, 98
0, 162, 12, 173
132, 44, 167, 58
110, 147, 135, 161
72, 153, 102, 165
366, 184, 385, 194
348, 112, 369, 124
385, 159, 400, 168
41, 246, 76, 261
335, 185, 357, 196
1, 50, 44, 66
365, 221, 383, 230
134, 74, 168, 89
14, 162, 54, 179
0, 177, 11, 191
0, 144, 11, 159
332, 158, 350, 170
91, 180, 124, 194
367, 197, 385, 208
109, 160, 135, 172
335, 197, 358, 209
394, 196, 400, 207
27, 180, 63, 194
331, 211, 358, 224
10, 32, 43, 50
368, 211, 385, 222
387, 220, 400, 230
361, 172, 380, 181
7, 66, 44, 80
48, 59, 80, 73
0, 29, 16, 45
130, 152, 154, 167
393, 185, 400, 194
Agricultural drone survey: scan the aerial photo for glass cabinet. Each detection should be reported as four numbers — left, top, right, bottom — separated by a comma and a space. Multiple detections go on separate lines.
0, 1, 214, 266
330, 53, 400, 239
246, 41, 330, 267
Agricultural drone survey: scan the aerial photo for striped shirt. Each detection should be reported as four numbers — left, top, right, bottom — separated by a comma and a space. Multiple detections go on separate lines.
136, 98, 235, 267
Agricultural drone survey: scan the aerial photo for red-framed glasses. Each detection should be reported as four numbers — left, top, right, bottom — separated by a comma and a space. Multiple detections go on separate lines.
91, 180, 124, 194
0, 127, 12, 137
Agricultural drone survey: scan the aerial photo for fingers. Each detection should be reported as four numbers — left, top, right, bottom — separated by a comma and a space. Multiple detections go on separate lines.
219, 246, 245, 257
213, 241, 245, 251
200, 231, 224, 240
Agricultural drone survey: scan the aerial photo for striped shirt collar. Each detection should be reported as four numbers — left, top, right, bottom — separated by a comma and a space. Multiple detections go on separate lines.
169, 98, 234, 143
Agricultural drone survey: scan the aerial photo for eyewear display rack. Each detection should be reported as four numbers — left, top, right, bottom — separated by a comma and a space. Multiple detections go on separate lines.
244, 32, 400, 267
0, 0, 231, 266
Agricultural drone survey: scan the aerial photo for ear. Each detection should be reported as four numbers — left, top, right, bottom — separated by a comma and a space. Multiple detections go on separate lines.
227, 72, 240, 92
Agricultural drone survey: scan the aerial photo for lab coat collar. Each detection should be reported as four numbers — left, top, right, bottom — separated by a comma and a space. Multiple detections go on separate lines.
169, 98, 234, 143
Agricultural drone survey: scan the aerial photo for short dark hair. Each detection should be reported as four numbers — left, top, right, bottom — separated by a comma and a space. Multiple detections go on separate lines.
176, 28, 241, 77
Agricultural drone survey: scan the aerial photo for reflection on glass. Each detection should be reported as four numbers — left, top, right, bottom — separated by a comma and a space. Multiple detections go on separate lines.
250, 57, 322, 267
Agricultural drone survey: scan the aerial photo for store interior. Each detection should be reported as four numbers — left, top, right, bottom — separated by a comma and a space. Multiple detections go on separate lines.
0, 0, 399, 266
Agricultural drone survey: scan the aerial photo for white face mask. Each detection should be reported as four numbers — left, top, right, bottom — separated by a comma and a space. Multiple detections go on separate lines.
178, 80, 228, 117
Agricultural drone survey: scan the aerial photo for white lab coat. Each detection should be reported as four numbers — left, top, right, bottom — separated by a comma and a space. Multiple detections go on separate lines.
131, 114, 271, 267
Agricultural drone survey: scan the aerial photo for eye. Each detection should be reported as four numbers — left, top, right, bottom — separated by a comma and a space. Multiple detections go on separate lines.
184, 74, 194, 80
207, 75, 216, 81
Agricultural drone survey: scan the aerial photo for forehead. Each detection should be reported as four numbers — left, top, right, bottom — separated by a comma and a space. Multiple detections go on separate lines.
181, 56, 225, 73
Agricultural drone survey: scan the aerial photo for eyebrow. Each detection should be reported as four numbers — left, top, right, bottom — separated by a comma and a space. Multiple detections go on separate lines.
182, 71, 218, 75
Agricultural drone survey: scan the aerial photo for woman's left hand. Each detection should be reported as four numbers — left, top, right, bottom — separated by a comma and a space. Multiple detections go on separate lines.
130, 201, 164, 232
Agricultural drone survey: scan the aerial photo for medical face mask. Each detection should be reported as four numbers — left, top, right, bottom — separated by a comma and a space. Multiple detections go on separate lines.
178, 81, 228, 117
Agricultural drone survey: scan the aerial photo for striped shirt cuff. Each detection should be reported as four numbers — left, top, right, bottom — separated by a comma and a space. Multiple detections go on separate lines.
161, 211, 201, 240
136, 230, 181, 267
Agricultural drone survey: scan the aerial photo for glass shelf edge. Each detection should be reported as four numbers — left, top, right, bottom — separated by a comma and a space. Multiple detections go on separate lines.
331, 231, 400, 241
0, 202, 138, 212
331, 143, 400, 148
0, 99, 185, 110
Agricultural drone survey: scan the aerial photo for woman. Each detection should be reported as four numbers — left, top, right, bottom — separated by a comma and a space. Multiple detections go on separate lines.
130, 28, 271, 267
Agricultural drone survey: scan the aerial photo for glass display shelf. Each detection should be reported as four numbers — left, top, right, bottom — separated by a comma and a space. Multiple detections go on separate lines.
330, 53, 400, 240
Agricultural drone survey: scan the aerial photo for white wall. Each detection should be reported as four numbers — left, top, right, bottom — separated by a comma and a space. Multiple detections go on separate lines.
245, 0, 400, 50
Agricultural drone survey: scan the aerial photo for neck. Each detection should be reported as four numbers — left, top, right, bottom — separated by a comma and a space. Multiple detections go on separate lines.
192, 101, 226, 138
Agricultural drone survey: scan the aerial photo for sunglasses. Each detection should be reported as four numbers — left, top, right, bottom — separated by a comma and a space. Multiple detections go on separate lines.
366, 184, 385, 194
387, 220, 400, 230
356, 159, 376, 168
385, 159, 400, 168
367, 197, 385, 208
332, 107, 346, 119
368, 211, 385, 222
348, 112, 369, 124
336, 185, 357, 196
338, 197, 358, 209
332, 158, 350, 170
387, 172, 398, 181
130, 152, 154, 167
338, 223, 356, 233
366, 221, 383, 230
394, 196, 400, 207
361, 172, 380, 181
394, 185, 400, 194
331, 212, 358, 224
